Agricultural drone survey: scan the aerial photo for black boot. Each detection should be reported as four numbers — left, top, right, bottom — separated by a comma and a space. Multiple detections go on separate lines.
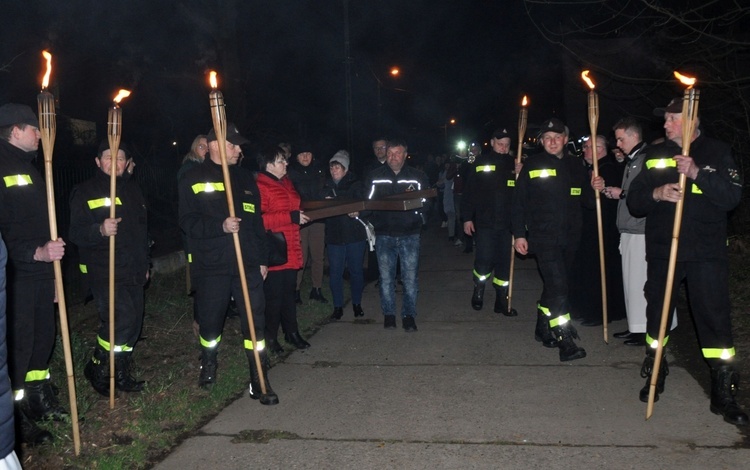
24, 380, 68, 422
267, 338, 285, 355
309, 287, 328, 304
330, 307, 344, 320
534, 310, 558, 348
493, 286, 518, 316
199, 347, 218, 389
285, 331, 311, 349
353, 304, 364, 317
246, 350, 279, 406
639, 348, 668, 403
710, 364, 749, 425
115, 352, 145, 393
15, 403, 53, 446
552, 322, 586, 362
84, 347, 111, 397
471, 280, 485, 311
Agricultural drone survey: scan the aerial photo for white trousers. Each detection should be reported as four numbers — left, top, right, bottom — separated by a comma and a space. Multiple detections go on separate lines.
620, 233, 677, 333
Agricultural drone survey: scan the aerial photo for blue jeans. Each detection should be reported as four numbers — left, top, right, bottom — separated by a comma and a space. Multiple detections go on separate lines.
376, 234, 420, 318
328, 241, 367, 307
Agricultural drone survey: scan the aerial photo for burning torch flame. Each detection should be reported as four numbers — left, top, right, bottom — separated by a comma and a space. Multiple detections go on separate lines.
581, 70, 595, 90
521, 95, 528, 107
41, 51, 52, 89
674, 71, 696, 88
209, 71, 218, 89
113, 89, 131, 104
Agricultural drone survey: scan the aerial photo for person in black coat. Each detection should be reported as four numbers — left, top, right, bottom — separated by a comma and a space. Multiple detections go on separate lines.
321, 152, 368, 320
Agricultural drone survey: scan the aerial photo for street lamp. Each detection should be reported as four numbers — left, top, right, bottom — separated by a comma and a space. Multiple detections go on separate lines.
441, 118, 456, 144
368, 65, 400, 131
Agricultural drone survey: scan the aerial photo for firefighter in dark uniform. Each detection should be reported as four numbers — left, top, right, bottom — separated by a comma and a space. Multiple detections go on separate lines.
69, 141, 149, 396
627, 98, 747, 425
462, 128, 521, 315
512, 118, 588, 362
0, 103, 66, 445
179, 123, 277, 405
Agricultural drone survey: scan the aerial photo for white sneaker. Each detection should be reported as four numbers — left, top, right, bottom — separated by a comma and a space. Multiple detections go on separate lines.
454, 239, 463, 246
440, 221, 448, 228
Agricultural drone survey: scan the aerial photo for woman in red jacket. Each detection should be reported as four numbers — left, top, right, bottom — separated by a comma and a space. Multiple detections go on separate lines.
257, 146, 311, 353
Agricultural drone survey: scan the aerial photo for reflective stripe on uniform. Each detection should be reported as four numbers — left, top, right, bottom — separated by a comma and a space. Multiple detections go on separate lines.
192, 182, 225, 194
473, 269, 491, 282
492, 277, 509, 287
702, 347, 735, 360
187, 253, 192, 263
549, 313, 571, 328
475, 165, 495, 173
87, 197, 122, 209
691, 184, 702, 194
645, 158, 677, 169
24, 369, 50, 383
243, 202, 255, 213
529, 169, 556, 179
79, 264, 88, 274
646, 333, 670, 349
538, 304, 551, 317
507, 180, 515, 187
244, 339, 266, 351
97, 335, 133, 352
200, 335, 222, 348
3, 174, 32, 187
570, 188, 581, 196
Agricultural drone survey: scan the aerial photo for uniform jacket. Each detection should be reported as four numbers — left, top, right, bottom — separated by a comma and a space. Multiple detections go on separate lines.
617, 141, 647, 234
179, 159, 268, 277
69, 170, 149, 284
627, 135, 742, 261
256, 171, 303, 271
320, 171, 367, 245
460, 151, 516, 230
0, 234, 13, 459
511, 150, 589, 249
0, 139, 53, 281
364, 163, 430, 237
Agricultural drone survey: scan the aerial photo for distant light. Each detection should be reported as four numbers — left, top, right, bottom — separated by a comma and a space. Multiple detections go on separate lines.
390, 67, 400, 77
172, 141, 178, 146
456, 140, 466, 151
449, 119, 456, 125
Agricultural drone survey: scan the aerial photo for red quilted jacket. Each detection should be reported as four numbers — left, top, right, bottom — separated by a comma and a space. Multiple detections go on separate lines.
257, 171, 303, 271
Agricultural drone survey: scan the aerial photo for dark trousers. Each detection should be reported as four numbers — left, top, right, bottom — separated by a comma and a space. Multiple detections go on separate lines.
7, 278, 55, 388
195, 270, 266, 345
264, 269, 299, 340
473, 227, 512, 285
534, 244, 577, 318
645, 258, 733, 352
90, 280, 145, 349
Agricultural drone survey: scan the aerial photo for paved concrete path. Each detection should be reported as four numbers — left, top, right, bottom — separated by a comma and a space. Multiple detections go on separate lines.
156, 224, 749, 469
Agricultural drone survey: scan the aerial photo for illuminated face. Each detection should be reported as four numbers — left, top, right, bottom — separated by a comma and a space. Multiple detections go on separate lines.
267, 154, 288, 178
297, 152, 313, 167
614, 129, 639, 155
540, 132, 568, 157
96, 149, 128, 177
663, 112, 683, 145
372, 140, 387, 161
491, 137, 511, 155
224, 142, 242, 166
11, 124, 41, 152
386, 145, 407, 173
581, 137, 606, 165
329, 162, 346, 181
195, 138, 208, 158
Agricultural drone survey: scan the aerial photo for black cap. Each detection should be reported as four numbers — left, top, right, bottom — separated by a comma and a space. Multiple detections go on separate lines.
653, 97, 684, 117
492, 128, 512, 141
206, 122, 249, 145
97, 140, 131, 157
296, 142, 314, 155
538, 117, 566, 136
0, 103, 38, 128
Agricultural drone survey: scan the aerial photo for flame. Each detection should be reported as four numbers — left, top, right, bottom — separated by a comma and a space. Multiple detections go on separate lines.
209, 71, 218, 89
581, 70, 595, 90
521, 95, 528, 107
674, 71, 696, 87
41, 51, 52, 89
113, 89, 131, 104
390, 67, 399, 77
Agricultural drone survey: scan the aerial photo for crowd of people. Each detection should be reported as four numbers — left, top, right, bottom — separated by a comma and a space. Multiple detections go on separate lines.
0, 93, 747, 464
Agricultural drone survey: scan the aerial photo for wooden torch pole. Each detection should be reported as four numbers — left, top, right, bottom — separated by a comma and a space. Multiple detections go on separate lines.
37, 50, 81, 455
208, 72, 266, 394
583, 71, 609, 343
507, 95, 528, 315
646, 80, 699, 419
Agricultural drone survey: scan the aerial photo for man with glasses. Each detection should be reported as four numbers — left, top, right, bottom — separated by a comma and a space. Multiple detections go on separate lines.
512, 118, 588, 361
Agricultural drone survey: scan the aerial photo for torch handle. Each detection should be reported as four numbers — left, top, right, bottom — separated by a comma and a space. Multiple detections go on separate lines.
107, 112, 121, 409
